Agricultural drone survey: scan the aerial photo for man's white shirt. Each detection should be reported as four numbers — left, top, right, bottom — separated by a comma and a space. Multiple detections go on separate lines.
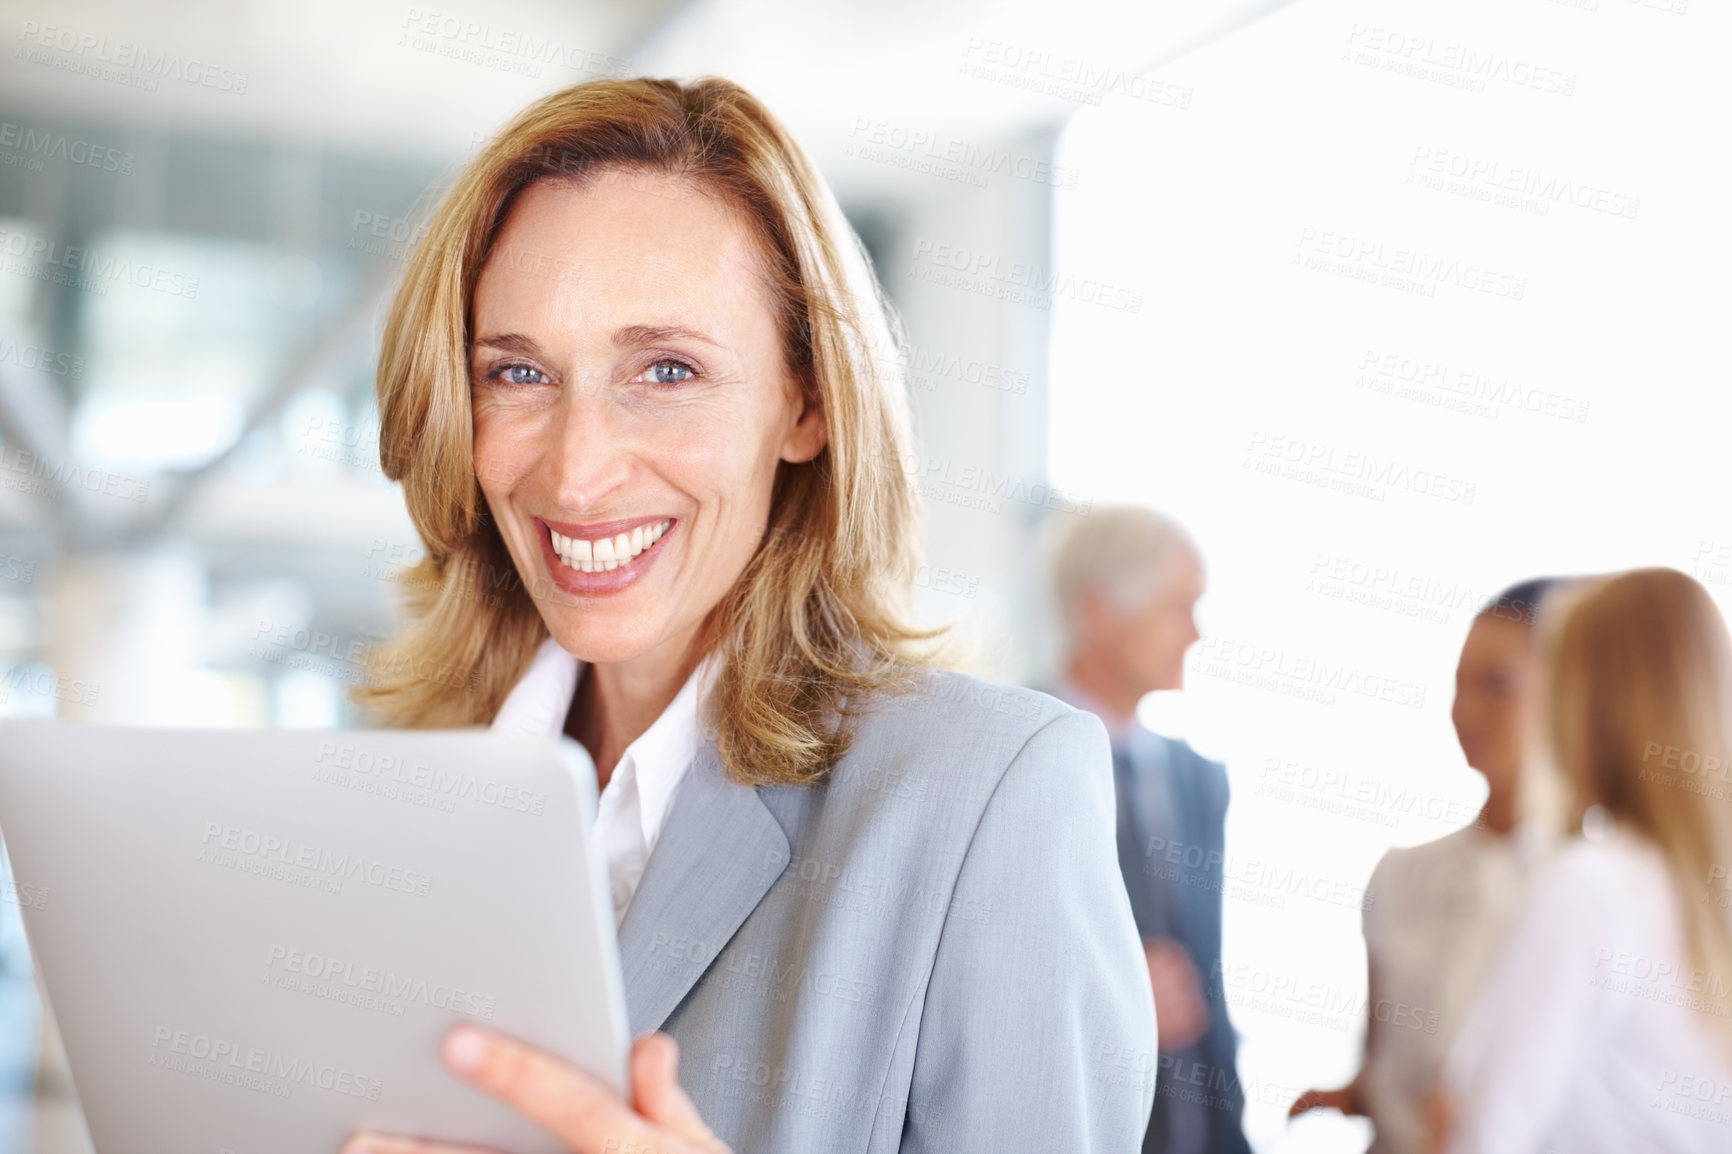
491, 634, 711, 926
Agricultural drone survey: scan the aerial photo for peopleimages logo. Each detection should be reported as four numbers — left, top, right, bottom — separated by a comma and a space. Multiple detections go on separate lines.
147, 1025, 382, 1100
263, 943, 499, 1019
14, 21, 250, 94
0, 226, 200, 299
197, 821, 434, 897
0, 335, 84, 379
0, 121, 134, 175
313, 740, 548, 815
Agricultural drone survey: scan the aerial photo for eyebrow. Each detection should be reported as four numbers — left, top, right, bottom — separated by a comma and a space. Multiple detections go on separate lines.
613, 324, 725, 350
472, 333, 541, 357
472, 325, 726, 357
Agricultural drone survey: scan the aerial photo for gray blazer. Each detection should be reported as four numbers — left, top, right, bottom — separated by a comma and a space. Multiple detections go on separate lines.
616, 669, 1158, 1152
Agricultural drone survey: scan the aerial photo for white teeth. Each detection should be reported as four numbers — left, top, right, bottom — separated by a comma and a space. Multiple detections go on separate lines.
550, 520, 671, 574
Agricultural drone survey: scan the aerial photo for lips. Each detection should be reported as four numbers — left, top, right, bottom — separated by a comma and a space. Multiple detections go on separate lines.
533, 515, 675, 597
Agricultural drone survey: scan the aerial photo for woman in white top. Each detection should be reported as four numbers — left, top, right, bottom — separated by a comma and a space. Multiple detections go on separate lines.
1440, 566, 1732, 1153
1289, 579, 1560, 1153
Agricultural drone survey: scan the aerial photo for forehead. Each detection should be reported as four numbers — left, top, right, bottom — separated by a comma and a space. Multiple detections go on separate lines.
472, 169, 776, 340
1462, 614, 1532, 663
1150, 545, 1205, 592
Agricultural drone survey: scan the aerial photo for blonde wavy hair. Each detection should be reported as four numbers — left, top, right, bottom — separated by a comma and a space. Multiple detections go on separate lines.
351, 76, 943, 785
1544, 567, 1732, 1038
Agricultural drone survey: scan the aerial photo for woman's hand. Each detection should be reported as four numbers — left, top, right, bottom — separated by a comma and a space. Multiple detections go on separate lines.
340, 1025, 732, 1154
1424, 1087, 1454, 1154
1288, 1083, 1363, 1118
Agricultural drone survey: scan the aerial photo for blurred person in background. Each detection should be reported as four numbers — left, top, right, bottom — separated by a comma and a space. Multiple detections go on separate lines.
339, 76, 1156, 1154
1437, 567, 1732, 1152
1289, 578, 1564, 1153
1048, 505, 1252, 1154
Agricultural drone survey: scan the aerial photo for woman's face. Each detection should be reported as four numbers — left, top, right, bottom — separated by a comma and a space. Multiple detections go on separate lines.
468, 169, 827, 669
1451, 614, 1537, 793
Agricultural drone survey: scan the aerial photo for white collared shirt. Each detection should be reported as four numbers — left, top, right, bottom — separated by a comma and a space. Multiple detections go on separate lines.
490, 634, 711, 926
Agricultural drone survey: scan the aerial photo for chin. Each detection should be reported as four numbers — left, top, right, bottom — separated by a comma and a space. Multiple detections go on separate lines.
1149, 664, 1184, 693
540, 611, 670, 667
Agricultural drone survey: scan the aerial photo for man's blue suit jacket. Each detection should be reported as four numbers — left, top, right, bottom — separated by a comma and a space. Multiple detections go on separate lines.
1114, 728, 1252, 1154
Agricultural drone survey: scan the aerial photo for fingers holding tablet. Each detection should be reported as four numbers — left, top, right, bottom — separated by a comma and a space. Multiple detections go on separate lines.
626, 1033, 733, 1153
341, 1027, 732, 1154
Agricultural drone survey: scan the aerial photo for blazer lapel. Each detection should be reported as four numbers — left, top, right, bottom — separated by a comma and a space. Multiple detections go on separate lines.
1154, 741, 1213, 946
615, 739, 790, 1036
1132, 734, 1187, 939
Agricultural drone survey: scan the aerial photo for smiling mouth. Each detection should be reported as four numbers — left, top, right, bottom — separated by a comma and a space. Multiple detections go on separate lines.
547, 519, 671, 573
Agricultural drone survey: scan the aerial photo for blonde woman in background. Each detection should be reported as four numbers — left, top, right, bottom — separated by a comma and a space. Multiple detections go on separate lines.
1439, 567, 1732, 1152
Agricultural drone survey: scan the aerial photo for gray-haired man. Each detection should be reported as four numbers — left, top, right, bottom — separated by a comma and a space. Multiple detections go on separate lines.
1047, 506, 1251, 1154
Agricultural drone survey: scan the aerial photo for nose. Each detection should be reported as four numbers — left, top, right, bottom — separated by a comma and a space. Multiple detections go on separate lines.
1451, 695, 1473, 736
542, 377, 634, 512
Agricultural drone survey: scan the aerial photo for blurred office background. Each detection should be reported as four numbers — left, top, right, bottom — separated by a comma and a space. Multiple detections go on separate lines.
0, 0, 1727, 1150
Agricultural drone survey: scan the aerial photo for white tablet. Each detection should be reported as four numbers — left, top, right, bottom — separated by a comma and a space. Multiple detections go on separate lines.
0, 720, 630, 1154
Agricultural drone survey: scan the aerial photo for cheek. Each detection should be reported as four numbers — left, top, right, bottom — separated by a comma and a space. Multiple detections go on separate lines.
661, 422, 746, 482
471, 403, 552, 497
470, 408, 513, 485
1128, 623, 1170, 668
1144, 617, 1182, 655
660, 402, 787, 511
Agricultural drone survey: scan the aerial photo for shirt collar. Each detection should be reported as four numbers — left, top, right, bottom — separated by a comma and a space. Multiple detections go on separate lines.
609, 653, 715, 853
490, 634, 716, 848
490, 634, 582, 740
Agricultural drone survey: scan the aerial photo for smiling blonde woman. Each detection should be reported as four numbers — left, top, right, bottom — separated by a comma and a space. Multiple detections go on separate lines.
341, 77, 1156, 1154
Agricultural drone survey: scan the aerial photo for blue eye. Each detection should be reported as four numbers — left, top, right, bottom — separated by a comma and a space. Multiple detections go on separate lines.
497, 363, 547, 385
644, 359, 695, 385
